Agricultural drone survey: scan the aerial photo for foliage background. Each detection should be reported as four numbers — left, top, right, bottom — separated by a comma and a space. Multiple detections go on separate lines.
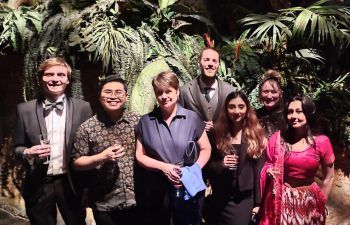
0, 0, 350, 221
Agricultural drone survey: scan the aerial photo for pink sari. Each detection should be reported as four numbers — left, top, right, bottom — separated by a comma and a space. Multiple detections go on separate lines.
259, 131, 327, 225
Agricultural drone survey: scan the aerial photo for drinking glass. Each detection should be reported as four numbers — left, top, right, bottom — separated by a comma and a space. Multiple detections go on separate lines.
39, 134, 51, 164
229, 145, 239, 171
206, 108, 213, 122
113, 140, 122, 158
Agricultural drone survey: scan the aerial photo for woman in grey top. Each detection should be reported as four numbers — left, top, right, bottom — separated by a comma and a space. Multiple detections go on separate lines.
135, 71, 211, 225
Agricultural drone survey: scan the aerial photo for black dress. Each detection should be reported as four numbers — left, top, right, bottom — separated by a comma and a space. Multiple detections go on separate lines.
256, 105, 285, 138
207, 143, 261, 225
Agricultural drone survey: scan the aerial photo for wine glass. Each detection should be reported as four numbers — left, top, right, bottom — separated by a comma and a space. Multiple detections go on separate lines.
229, 145, 239, 171
113, 139, 122, 160
206, 107, 214, 122
39, 134, 51, 164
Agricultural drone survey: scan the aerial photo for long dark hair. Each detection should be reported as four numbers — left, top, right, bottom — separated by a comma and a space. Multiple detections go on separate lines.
215, 91, 266, 158
282, 95, 320, 146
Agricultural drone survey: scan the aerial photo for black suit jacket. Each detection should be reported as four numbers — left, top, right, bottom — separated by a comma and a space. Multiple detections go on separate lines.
14, 97, 92, 202
206, 138, 264, 207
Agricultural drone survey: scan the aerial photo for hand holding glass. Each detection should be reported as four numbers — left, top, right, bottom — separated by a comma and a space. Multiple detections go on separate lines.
228, 146, 239, 170
112, 140, 123, 161
39, 134, 51, 164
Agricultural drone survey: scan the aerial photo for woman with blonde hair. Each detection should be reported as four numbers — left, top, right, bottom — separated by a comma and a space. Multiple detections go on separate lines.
256, 70, 285, 137
136, 71, 211, 225
206, 91, 266, 225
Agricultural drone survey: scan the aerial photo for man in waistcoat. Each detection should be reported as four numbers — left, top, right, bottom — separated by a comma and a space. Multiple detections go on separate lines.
179, 47, 235, 132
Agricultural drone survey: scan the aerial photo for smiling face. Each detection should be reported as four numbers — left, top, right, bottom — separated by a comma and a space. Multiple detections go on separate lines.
287, 100, 307, 131
227, 97, 247, 126
99, 81, 128, 115
41, 65, 70, 101
260, 80, 282, 111
154, 86, 179, 112
199, 48, 220, 78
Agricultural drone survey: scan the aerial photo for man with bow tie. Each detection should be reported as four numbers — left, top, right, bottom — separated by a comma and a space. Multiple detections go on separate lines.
14, 57, 92, 225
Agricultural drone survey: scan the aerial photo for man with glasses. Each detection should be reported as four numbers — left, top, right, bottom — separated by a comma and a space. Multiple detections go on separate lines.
14, 57, 92, 225
72, 76, 140, 225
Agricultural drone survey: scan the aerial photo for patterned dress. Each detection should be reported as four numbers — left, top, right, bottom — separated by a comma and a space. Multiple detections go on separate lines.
259, 132, 335, 225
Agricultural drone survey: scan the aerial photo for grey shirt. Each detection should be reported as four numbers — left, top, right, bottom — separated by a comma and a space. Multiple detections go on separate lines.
136, 105, 205, 166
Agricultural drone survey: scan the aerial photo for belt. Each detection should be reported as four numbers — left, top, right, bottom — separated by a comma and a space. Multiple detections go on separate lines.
44, 174, 67, 183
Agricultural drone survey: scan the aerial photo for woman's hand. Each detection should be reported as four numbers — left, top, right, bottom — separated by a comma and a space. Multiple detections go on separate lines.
223, 154, 239, 170
161, 163, 182, 186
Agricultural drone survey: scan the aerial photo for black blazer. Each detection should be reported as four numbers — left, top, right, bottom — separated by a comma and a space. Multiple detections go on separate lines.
206, 138, 264, 207
14, 97, 92, 202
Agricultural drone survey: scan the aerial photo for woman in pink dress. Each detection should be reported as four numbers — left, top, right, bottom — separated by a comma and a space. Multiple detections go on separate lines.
259, 95, 335, 225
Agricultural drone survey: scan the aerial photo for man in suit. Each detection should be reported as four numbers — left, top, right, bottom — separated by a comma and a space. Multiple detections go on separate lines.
179, 47, 235, 132
14, 57, 92, 225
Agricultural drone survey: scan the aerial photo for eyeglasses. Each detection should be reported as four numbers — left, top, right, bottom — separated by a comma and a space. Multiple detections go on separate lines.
101, 90, 126, 98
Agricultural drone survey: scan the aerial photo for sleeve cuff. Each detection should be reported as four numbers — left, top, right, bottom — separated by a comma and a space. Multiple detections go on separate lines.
23, 149, 34, 166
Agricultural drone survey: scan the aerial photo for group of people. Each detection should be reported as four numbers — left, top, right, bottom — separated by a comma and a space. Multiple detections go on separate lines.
14, 47, 334, 225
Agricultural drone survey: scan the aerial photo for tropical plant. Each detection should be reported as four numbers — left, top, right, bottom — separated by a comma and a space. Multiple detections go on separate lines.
218, 33, 264, 92
0, 4, 42, 53
69, 1, 203, 110
236, 0, 350, 141
22, 0, 86, 100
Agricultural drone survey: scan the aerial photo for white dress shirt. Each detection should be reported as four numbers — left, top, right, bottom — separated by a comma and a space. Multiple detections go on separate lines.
44, 94, 67, 175
199, 77, 218, 99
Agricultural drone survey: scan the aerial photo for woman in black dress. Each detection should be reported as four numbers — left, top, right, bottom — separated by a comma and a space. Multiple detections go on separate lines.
256, 70, 285, 137
207, 91, 266, 225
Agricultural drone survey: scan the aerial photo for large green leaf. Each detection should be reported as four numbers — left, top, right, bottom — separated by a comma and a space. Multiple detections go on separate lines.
240, 13, 292, 50
159, 0, 177, 11
130, 58, 171, 115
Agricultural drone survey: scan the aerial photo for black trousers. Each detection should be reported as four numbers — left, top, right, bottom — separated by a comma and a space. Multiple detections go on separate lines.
24, 174, 86, 225
93, 207, 140, 225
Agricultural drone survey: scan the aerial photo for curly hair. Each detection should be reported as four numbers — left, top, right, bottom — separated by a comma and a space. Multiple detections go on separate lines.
259, 69, 283, 101
215, 91, 266, 158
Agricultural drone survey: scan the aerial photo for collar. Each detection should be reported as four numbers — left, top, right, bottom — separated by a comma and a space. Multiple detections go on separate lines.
96, 108, 130, 126
149, 104, 187, 120
199, 77, 218, 90
44, 94, 66, 104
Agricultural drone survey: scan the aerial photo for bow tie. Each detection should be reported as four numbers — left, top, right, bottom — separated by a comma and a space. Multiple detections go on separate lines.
44, 100, 64, 111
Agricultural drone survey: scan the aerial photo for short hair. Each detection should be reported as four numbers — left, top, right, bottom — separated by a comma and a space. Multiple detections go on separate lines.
198, 47, 220, 62
38, 57, 72, 80
152, 71, 179, 91
98, 75, 128, 95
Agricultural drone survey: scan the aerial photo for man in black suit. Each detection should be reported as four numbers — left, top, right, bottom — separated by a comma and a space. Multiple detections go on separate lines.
14, 57, 92, 225
179, 47, 235, 132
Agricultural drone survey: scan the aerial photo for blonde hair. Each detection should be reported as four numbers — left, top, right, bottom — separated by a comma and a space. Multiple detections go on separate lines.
152, 71, 179, 91
38, 57, 72, 80
259, 69, 283, 100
